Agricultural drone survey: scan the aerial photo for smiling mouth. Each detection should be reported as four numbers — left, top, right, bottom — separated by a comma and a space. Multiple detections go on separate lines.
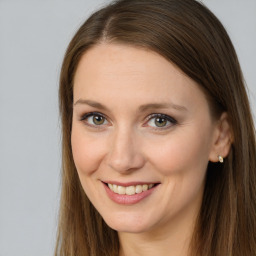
105, 183, 159, 195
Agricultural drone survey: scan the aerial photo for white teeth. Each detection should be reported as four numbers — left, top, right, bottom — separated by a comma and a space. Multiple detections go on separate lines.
135, 185, 142, 194
107, 183, 155, 195
148, 184, 153, 189
113, 184, 118, 193
126, 186, 135, 195
117, 186, 126, 194
142, 184, 148, 191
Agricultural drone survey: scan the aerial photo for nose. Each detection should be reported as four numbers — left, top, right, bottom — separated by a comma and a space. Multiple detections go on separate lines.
107, 126, 145, 174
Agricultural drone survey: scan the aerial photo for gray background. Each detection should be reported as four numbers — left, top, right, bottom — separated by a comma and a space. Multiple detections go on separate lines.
0, 1, 255, 255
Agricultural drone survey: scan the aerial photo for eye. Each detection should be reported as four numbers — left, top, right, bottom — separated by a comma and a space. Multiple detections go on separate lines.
80, 112, 109, 126
146, 114, 177, 129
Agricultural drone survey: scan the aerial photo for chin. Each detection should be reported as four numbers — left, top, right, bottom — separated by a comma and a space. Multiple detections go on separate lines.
101, 211, 155, 234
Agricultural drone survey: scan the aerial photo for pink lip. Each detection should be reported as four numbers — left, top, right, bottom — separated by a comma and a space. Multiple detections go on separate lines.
103, 182, 159, 205
103, 181, 159, 186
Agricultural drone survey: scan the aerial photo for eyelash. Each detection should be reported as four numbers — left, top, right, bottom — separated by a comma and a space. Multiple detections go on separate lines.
80, 112, 109, 129
144, 113, 177, 130
80, 112, 177, 130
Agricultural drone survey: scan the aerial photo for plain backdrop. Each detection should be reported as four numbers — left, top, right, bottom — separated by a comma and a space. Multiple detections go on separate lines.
0, 1, 255, 255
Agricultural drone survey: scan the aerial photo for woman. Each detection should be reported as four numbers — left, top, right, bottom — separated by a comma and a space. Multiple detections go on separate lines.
55, 0, 256, 255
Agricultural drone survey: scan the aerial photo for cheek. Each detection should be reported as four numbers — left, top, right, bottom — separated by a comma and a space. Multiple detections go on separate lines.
143, 128, 212, 219
144, 128, 212, 176
71, 126, 106, 175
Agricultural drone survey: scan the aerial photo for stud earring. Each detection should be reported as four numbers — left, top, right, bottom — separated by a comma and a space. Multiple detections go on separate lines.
218, 155, 224, 163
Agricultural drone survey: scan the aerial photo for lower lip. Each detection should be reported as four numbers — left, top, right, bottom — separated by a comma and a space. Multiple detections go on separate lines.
103, 183, 158, 205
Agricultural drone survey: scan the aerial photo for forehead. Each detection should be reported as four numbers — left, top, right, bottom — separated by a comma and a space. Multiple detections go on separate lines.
74, 43, 185, 87
73, 43, 209, 113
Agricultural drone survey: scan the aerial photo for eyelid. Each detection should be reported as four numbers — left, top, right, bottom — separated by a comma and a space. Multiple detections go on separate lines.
80, 111, 104, 120
80, 112, 110, 127
144, 113, 177, 129
79, 112, 177, 130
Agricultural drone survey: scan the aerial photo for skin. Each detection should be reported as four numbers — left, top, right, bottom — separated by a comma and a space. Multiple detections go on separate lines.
71, 43, 231, 256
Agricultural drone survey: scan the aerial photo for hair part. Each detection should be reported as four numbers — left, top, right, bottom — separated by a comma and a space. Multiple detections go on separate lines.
56, 0, 256, 255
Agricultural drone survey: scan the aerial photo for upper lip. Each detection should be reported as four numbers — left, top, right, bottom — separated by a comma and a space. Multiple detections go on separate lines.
102, 181, 160, 186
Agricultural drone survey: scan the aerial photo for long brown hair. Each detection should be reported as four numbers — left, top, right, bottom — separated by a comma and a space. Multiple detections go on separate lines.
55, 0, 256, 255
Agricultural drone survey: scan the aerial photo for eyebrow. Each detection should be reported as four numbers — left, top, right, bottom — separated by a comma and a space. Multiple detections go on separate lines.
73, 99, 188, 112
74, 99, 110, 111
138, 103, 187, 112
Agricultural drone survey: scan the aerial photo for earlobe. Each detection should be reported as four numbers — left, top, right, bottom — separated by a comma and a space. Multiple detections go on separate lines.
209, 112, 233, 163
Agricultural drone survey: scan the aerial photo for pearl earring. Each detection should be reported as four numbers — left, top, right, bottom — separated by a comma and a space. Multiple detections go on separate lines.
218, 155, 224, 163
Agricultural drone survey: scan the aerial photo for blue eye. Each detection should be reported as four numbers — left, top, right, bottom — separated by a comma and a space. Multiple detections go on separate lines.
81, 112, 108, 126
146, 114, 177, 128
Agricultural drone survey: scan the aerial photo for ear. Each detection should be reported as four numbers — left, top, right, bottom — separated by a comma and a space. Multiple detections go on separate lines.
209, 112, 233, 163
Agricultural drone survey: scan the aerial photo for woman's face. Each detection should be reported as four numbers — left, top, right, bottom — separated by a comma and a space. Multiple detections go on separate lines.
71, 43, 219, 234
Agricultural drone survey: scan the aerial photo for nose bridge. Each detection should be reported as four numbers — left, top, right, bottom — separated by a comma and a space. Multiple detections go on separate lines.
107, 124, 144, 173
